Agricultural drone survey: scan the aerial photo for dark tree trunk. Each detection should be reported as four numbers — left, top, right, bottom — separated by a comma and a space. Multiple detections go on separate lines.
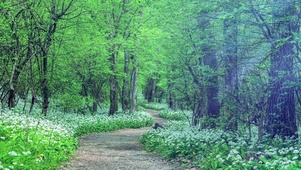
109, 51, 118, 115
122, 48, 130, 112
144, 78, 156, 103
41, 55, 49, 116
203, 49, 220, 128
265, 1, 299, 139
190, 49, 220, 128
266, 42, 297, 138
167, 82, 176, 110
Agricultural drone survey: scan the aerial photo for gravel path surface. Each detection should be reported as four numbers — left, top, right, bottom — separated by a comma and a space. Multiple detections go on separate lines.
61, 109, 187, 170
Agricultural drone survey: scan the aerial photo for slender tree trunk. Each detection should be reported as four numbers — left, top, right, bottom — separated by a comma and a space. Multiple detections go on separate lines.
122, 47, 130, 112
41, 55, 49, 116
8, 60, 18, 109
130, 57, 138, 113
8, 64, 24, 109
109, 50, 118, 115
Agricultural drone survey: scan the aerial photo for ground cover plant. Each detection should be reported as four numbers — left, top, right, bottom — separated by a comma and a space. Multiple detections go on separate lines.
159, 110, 191, 121
0, 109, 153, 170
138, 102, 168, 111
140, 117, 301, 169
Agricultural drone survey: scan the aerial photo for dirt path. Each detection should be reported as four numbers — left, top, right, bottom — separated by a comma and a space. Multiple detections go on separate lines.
61, 109, 186, 170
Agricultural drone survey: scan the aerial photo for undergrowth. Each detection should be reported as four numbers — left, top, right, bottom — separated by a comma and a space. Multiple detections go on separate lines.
140, 120, 301, 169
0, 109, 153, 169
159, 110, 190, 121
139, 102, 167, 111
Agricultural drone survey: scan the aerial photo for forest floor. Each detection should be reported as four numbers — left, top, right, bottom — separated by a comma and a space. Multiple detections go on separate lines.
61, 109, 191, 170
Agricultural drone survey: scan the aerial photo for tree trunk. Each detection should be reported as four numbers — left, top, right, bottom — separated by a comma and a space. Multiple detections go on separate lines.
265, 2, 298, 139
266, 42, 297, 138
109, 51, 118, 115
144, 78, 156, 102
203, 49, 220, 128
122, 47, 130, 112
41, 55, 49, 116
130, 57, 138, 113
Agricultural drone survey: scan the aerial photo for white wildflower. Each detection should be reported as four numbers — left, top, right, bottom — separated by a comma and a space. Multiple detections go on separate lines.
22, 151, 31, 155
292, 156, 298, 160
8, 151, 18, 156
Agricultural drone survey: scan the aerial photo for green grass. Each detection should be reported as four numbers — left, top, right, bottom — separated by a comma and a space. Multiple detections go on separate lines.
0, 109, 153, 169
140, 114, 301, 170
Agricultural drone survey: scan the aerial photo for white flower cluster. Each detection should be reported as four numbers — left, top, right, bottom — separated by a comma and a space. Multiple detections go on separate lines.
144, 120, 301, 169
0, 111, 74, 137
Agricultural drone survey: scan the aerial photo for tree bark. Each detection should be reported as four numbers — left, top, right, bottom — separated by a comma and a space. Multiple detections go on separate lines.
130, 57, 138, 113
122, 47, 130, 112
109, 50, 118, 115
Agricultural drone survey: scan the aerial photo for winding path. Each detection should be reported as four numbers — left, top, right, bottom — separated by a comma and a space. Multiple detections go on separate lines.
61, 109, 186, 170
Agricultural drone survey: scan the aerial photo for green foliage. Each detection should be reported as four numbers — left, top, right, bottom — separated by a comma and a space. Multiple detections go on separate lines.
0, 108, 153, 169
140, 122, 301, 169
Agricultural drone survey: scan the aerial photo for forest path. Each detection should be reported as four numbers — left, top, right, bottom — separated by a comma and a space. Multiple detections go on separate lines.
61, 109, 187, 170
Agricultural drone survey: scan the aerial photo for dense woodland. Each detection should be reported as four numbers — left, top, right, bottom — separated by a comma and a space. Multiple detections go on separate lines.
1, 0, 301, 141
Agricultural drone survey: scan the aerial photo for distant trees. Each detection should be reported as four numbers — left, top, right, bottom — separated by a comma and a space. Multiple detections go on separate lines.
146, 0, 301, 140
0, 0, 154, 116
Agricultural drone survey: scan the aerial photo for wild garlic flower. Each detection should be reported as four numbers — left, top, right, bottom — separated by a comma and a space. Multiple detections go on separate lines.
22, 151, 31, 155
8, 151, 18, 156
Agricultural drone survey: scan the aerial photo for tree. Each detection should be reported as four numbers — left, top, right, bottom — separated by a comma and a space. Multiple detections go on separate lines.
249, 0, 300, 138
221, 0, 239, 131
265, 1, 299, 138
